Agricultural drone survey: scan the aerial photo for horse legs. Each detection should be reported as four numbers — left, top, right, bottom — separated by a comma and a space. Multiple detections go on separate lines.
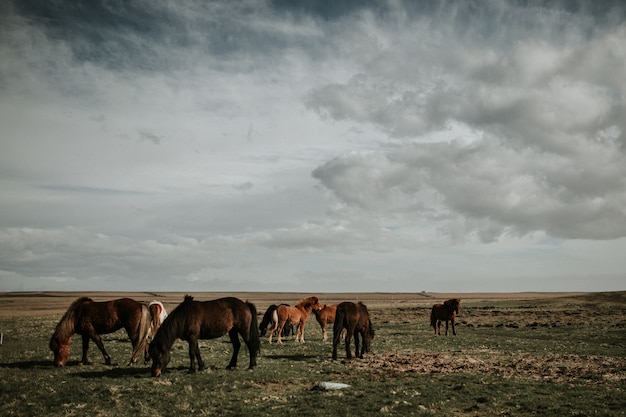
276, 319, 288, 344
451, 318, 457, 336
344, 327, 354, 359
226, 329, 241, 370
354, 331, 362, 359
322, 324, 327, 342
80, 334, 90, 365
187, 337, 204, 373
297, 322, 306, 343
435, 320, 441, 336
83, 333, 111, 365
332, 326, 342, 360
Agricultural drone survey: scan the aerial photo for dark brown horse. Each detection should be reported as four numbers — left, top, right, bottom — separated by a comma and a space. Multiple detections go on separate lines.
274, 296, 322, 344
49, 297, 151, 367
430, 298, 461, 336
312, 304, 338, 342
148, 296, 260, 377
332, 301, 374, 360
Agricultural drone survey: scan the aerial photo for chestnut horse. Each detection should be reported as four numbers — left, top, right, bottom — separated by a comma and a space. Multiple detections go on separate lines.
312, 304, 338, 342
430, 298, 461, 336
273, 296, 322, 344
148, 296, 260, 377
49, 297, 151, 367
332, 301, 374, 360
130, 300, 169, 363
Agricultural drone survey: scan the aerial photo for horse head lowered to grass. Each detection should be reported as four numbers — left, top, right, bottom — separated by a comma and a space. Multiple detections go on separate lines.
148, 295, 260, 377
49, 297, 153, 367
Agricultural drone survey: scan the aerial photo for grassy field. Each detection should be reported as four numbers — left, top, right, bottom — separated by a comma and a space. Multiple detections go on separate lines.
1, 291, 625, 416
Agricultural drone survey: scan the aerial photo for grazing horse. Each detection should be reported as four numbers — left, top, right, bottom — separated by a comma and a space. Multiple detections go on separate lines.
312, 304, 338, 342
130, 300, 169, 363
332, 301, 374, 360
148, 296, 260, 377
274, 296, 322, 344
49, 297, 151, 367
259, 304, 294, 339
430, 298, 461, 336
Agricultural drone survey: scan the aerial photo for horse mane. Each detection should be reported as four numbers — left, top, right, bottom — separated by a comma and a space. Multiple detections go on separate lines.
358, 302, 375, 338
52, 297, 92, 342
153, 296, 193, 351
296, 296, 319, 309
444, 298, 460, 306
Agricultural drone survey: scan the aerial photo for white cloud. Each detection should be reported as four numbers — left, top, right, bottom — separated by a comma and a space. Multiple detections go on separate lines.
1, 1, 625, 292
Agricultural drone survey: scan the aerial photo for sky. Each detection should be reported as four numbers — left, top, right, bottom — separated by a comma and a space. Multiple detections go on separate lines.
1, 0, 625, 293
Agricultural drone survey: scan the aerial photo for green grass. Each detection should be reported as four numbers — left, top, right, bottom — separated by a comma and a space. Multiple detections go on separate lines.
1, 295, 625, 416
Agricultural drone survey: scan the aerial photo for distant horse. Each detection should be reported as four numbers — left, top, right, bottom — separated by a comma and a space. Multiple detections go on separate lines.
312, 304, 338, 342
273, 296, 322, 344
430, 298, 461, 336
148, 296, 260, 377
130, 300, 168, 363
49, 297, 151, 367
259, 304, 294, 339
332, 301, 374, 360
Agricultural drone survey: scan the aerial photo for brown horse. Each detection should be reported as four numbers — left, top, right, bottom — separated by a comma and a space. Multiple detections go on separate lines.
430, 298, 461, 336
273, 296, 322, 344
148, 296, 260, 377
49, 297, 151, 367
259, 304, 294, 338
332, 301, 374, 360
312, 304, 338, 342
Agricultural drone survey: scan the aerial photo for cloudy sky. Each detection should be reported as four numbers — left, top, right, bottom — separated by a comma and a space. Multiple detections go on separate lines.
1, 0, 625, 293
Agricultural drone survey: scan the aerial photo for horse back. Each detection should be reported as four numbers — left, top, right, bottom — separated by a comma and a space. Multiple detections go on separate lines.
335, 302, 372, 333
193, 297, 251, 339
72, 298, 134, 333
321, 304, 337, 324
277, 304, 302, 324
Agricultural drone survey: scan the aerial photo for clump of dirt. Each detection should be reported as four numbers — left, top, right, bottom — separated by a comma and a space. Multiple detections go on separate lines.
356, 351, 626, 384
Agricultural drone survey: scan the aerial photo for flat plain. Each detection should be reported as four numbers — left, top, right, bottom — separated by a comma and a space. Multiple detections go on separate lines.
1, 291, 625, 416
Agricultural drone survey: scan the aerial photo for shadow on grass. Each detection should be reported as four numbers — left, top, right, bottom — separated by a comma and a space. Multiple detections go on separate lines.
0, 360, 52, 369
75, 366, 151, 379
265, 353, 322, 362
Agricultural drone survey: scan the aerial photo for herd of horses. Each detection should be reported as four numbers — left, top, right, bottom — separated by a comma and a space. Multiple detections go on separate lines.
49, 295, 461, 376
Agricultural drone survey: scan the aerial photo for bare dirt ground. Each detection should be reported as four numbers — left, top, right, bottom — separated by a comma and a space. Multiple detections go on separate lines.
0, 291, 582, 317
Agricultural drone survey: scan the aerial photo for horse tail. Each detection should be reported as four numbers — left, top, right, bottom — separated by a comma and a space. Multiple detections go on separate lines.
148, 301, 167, 337
430, 306, 437, 329
247, 302, 261, 357
333, 305, 346, 346
259, 304, 279, 336
129, 303, 152, 366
